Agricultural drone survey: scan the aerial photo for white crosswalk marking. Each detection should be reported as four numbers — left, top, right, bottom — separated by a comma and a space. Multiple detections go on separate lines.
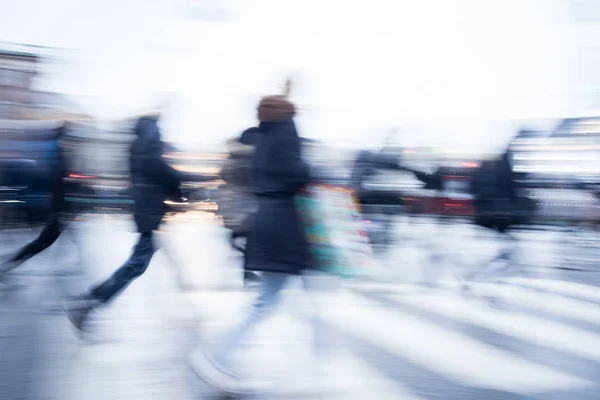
189, 292, 420, 398
381, 291, 600, 362
30, 216, 600, 399
318, 290, 592, 394
473, 283, 600, 325
505, 277, 600, 303
327, 351, 428, 400
188, 279, 600, 396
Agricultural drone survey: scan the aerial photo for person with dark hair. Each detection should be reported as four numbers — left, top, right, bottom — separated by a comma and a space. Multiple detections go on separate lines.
191, 89, 319, 395
63, 109, 183, 331
0, 122, 69, 285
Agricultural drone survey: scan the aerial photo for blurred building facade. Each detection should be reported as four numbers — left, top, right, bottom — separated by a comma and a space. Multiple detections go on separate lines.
0, 43, 91, 121
0, 45, 38, 119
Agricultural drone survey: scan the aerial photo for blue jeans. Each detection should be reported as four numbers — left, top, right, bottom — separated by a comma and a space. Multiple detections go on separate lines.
11, 213, 63, 264
212, 271, 338, 371
90, 231, 156, 303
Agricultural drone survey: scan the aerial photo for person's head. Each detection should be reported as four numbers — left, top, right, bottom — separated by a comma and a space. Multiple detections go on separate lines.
256, 95, 296, 123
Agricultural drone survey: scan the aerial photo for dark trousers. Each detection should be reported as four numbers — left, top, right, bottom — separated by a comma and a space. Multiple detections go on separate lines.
90, 231, 156, 303
10, 213, 64, 265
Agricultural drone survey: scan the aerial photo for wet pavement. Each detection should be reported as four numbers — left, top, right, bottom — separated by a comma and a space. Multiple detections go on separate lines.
1, 213, 600, 399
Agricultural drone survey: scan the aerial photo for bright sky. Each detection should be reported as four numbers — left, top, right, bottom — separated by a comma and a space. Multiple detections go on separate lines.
0, 0, 587, 152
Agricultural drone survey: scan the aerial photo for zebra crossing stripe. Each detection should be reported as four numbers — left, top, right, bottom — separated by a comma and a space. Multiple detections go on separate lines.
473, 283, 600, 325
318, 291, 591, 394
328, 349, 427, 400
381, 291, 600, 362
188, 296, 421, 399
504, 278, 600, 303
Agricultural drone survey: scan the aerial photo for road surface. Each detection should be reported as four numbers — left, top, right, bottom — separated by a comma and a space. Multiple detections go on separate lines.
1, 213, 600, 399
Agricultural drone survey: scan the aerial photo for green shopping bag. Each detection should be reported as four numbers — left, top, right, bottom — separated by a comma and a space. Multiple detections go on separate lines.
296, 184, 376, 278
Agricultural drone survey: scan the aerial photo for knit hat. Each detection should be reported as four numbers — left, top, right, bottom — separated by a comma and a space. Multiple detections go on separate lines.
257, 79, 296, 123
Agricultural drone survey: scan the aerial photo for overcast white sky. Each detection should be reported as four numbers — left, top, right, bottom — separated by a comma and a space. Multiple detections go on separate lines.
0, 0, 589, 151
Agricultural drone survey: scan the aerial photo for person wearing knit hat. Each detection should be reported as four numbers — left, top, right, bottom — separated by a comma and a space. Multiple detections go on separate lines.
191, 81, 315, 395
256, 95, 296, 123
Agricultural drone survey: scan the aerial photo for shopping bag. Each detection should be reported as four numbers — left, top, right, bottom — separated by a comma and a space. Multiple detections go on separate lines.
296, 184, 377, 278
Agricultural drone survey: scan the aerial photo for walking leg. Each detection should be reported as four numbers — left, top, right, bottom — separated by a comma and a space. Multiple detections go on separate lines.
1, 215, 63, 283
64, 231, 156, 332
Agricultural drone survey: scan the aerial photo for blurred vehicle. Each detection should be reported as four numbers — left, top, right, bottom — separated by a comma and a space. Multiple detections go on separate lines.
425, 162, 478, 217
0, 120, 62, 226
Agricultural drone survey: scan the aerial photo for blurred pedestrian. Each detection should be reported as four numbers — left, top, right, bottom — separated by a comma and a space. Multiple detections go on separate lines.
191, 84, 329, 395
463, 129, 536, 297
63, 104, 184, 332
218, 127, 262, 286
349, 144, 407, 252
0, 122, 69, 285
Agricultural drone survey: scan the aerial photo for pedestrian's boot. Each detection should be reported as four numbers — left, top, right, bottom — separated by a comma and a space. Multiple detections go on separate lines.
0, 258, 26, 291
0, 255, 25, 275
63, 295, 101, 334
190, 348, 269, 395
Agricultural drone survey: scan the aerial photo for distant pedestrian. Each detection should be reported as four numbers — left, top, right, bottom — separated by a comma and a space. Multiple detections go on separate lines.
64, 105, 184, 332
462, 129, 537, 298
1, 121, 69, 285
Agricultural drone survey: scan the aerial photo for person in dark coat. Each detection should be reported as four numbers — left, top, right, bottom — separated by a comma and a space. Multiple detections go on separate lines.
191, 92, 315, 395
0, 122, 69, 283
244, 103, 311, 275
471, 129, 538, 232
64, 111, 183, 331
462, 130, 535, 296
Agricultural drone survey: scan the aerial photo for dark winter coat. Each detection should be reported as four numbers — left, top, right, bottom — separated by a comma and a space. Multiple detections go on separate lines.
244, 119, 311, 274
130, 116, 182, 232
471, 152, 517, 231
